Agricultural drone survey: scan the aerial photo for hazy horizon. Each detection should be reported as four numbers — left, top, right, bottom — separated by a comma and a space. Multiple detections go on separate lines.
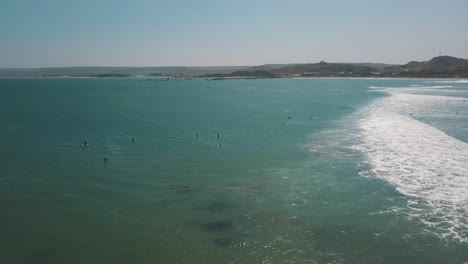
0, 61, 399, 70
1, 0, 467, 68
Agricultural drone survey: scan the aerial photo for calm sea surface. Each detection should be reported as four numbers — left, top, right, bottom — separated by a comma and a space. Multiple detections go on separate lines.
0, 78, 467, 263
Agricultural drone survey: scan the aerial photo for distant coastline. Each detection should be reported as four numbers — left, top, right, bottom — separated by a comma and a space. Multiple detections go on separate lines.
1, 56, 467, 79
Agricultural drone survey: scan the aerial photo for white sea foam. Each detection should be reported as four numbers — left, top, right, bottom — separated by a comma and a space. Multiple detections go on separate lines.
355, 87, 468, 243
427, 79, 468, 84
366, 87, 467, 119
306, 127, 359, 159
369, 85, 453, 89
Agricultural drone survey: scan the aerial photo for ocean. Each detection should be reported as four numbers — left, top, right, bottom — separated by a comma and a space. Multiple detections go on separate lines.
0, 78, 467, 263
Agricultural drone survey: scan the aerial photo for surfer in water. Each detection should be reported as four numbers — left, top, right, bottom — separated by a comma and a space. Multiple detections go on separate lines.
217, 133, 220, 138
83, 140, 88, 146
288, 116, 291, 120
132, 137, 135, 142
196, 133, 199, 138
219, 143, 223, 148
104, 157, 108, 163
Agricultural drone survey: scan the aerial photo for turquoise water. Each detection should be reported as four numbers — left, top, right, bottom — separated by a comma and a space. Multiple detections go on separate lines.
0, 78, 467, 263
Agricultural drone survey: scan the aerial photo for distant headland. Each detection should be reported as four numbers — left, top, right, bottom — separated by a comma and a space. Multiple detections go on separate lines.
1, 56, 467, 79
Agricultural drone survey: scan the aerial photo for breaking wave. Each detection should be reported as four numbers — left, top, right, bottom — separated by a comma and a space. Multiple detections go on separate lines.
355, 86, 468, 243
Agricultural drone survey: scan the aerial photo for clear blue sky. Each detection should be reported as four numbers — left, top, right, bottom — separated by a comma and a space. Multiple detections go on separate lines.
1, 0, 467, 68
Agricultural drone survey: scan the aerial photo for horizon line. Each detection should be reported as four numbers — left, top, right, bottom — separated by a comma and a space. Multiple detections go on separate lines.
1, 55, 463, 70
0, 62, 401, 70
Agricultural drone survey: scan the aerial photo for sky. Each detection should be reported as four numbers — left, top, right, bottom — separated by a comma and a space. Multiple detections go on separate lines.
1, 0, 467, 68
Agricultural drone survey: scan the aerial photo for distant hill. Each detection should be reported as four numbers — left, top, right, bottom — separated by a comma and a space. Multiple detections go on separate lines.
395, 56, 468, 77
271, 61, 377, 77
346, 62, 398, 70
1, 56, 467, 78
268, 56, 468, 78
244, 64, 301, 71
201, 70, 278, 79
